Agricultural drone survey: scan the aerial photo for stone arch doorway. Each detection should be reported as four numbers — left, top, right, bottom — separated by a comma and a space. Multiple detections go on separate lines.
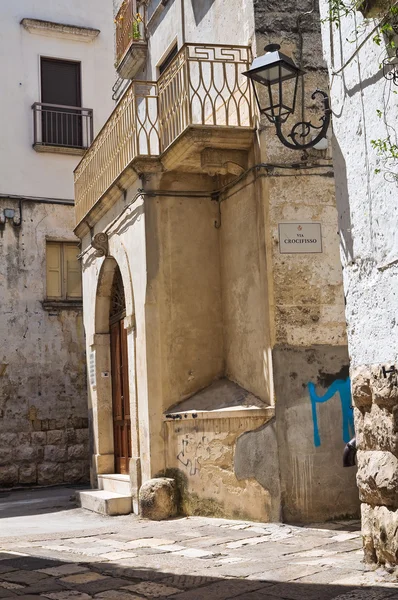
109, 266, 132, 474
93, 256, 140, 500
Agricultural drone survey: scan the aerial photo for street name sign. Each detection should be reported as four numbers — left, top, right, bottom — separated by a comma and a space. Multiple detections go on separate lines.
278, 222, 322, 254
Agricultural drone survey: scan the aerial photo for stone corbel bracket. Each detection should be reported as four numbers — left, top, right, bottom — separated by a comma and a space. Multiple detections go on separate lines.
21, 18, 100, 42
92, 233, 109, 258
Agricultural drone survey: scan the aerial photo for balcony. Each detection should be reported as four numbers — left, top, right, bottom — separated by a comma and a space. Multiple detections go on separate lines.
115, 0, 147, 80
74, 43, 253, 228
32, 103, 93, 156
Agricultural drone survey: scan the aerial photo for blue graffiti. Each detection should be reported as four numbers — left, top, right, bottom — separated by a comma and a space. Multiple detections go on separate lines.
308, 378, 354, 447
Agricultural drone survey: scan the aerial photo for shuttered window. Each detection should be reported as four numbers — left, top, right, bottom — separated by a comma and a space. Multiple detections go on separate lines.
46, 242, 82, 300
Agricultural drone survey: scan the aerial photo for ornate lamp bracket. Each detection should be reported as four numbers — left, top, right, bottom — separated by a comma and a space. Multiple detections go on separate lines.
274, 90, 332, 150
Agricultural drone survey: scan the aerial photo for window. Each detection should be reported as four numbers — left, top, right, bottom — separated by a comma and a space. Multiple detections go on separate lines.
158, 44, 178, 75
40, 58, 82, 147
46, 242, 82, 300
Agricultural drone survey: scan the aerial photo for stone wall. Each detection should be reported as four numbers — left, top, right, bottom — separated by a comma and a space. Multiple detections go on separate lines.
0, 199, 89, 488
351, 366, 398, 565
274, 346, 359, 522
164, 410, 279, 522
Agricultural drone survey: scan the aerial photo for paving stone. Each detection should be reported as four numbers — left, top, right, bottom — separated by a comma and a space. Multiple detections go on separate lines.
14, 579, 64, 595
0, 584, 24, 591
232, 593, 292, 600
226, 537, 284, 550
71, 579, 131, 595
122, 582, 181, 598
0, 567, 17, 576
43, 591, 93, 600
0, 572, 49, 585
0, 589, 18, 598
263, 583, 357, 600
168, 580, 268, 599
294, 568, 362, 585
158, 575, 217, 590
60, 575, 107, 586
99, 553, 137, 561
329, 534, 361, 543
0, 556, 26, 563
95, 592, 142, 600
38, 566, 89, 577
247, 565, 323, 582
123, 540, 175, 550
332, 591, 398, 600
170, 548, 216, 559
6, 596, 43, 600
0, 559, 62, 572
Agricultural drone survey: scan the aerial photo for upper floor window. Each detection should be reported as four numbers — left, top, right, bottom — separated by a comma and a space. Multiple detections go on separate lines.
46, 242, 82, 301
159, 44, 178, 75
32, 58, 93, 154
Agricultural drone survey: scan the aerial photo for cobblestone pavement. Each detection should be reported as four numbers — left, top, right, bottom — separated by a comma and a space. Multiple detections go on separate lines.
0, 488, 397, 600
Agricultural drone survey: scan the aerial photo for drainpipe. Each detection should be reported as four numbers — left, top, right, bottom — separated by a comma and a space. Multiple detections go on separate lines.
180, 0, 185, 44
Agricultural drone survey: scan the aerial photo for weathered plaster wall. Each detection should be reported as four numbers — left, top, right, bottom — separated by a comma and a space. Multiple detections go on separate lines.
220, 168, 272, 403
273, 346, 358, 522
0, 1, 114, 200
144, 0, 254, 79
319, 2, 398, 563
319, 4, 398, 368
0, 199, 88, 487
164, 413, 278, 522
148, 181, 224, 410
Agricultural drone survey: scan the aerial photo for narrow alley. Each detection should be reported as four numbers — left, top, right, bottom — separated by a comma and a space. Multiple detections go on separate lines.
0, 488, 396, 600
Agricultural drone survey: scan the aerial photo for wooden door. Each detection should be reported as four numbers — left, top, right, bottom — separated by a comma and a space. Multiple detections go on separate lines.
110, 320, 132, 474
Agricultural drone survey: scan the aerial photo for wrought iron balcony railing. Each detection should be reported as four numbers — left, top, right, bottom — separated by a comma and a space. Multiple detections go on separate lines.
74, 43, 253, 225
115, 0, 146, 64
32, 103, 93, 152
74, 82, 158, 224
158, 44, 253, 150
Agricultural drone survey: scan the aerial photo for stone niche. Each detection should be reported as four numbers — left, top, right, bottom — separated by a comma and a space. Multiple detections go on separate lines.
351, 364, 398, 565
162, 378, 278, 522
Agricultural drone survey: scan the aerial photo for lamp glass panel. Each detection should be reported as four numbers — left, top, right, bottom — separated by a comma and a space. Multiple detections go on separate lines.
254, 70, 299, 121
252, 62, 297, 85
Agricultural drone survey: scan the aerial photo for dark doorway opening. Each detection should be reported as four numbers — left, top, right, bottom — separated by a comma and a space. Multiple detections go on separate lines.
40, 58, 82, 148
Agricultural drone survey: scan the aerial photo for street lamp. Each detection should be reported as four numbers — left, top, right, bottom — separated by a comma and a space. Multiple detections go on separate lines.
243, 44, 331, 150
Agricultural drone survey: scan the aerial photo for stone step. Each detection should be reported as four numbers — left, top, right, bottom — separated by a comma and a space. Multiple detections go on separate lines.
78, 490, 132, 516
98, 473, 131, 495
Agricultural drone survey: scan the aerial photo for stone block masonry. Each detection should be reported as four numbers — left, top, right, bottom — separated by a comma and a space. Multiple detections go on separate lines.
351, 365, 398, 565
0, 417, 89, 488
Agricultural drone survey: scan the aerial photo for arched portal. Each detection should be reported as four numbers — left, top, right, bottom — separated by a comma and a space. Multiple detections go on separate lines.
109, 266, 132, 474
92, 255, 139, 495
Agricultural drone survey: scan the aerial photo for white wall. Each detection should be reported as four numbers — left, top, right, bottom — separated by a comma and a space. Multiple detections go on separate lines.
144, 0, 254, 78
0, 0, 115, 200
319, 5, 398, 366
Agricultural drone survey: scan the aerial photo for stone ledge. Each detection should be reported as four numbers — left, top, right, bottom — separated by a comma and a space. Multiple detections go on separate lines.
164, 406, 274, 422
33, 143, 86, 157
21, 18, 100, 42
164, 378, 274, 422
42, 300, 83, 312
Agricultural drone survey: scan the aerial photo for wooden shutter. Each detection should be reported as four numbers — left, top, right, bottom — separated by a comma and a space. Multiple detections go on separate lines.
46, 243, 62, 298
64, 244, 82, 299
